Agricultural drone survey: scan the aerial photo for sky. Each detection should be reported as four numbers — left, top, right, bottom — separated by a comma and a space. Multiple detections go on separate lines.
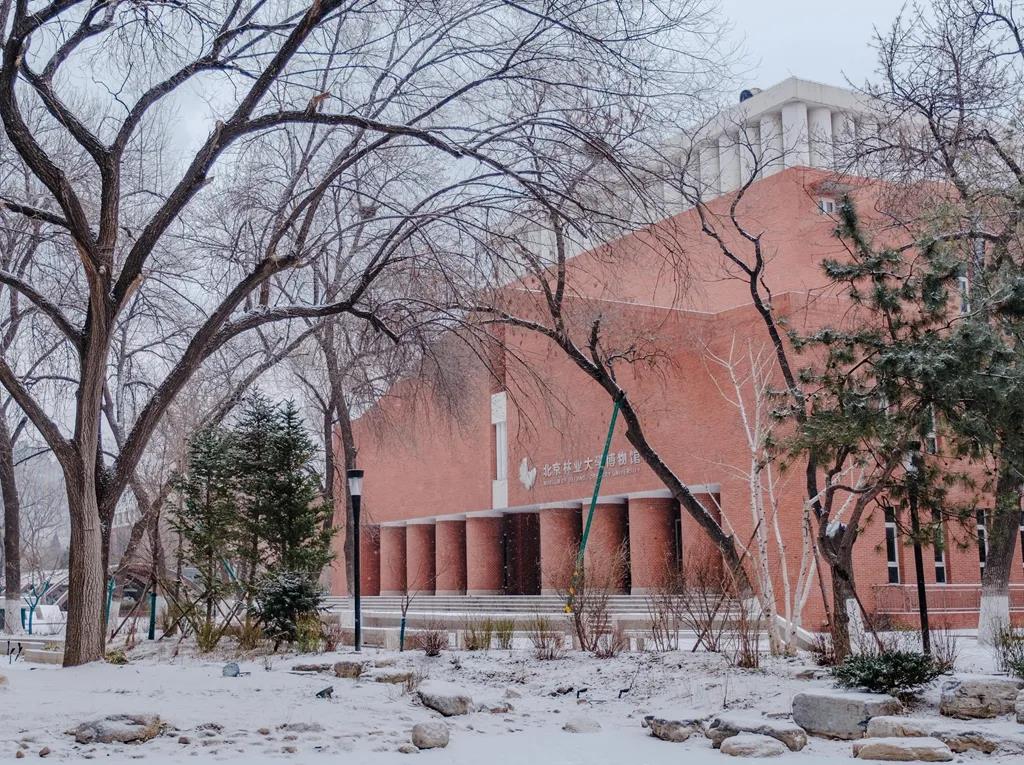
718, 0, 906, 91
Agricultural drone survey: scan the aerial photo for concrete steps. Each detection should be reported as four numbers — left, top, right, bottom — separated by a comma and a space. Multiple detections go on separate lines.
324, 594, 733, 616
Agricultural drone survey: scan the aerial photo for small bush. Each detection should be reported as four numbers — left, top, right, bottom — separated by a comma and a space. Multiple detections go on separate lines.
527, 615, 565, 660
236, 616, 264, 651
831, 650, 942, 698
594, 625, 628, 659
296, 613, 325, 653
493, 619, 515, 650
810, 630, 838, 666
929, 625, 960, 674
462, 618, 493, 651
993, 626, 1024, 678
105, 648, 129, 665
251, 571, 325, 650
323, 621, 344, 652
415, 627, 449, 657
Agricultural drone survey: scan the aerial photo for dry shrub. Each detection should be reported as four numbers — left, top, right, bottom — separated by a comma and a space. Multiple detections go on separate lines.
929, 623, 960, 673
493, 618, 515, 650
726, 602, 763, 669
415, 624, 449, 657
236, 615, 264, 651
561, 542, 626, 654
594, 625, 629, 659
810, 628, 838, 666
323, 621, 344, 652
677, 563, 732, 653
462, 618, 493, 650
646, 564, 687, 651
528, 615, 565, 660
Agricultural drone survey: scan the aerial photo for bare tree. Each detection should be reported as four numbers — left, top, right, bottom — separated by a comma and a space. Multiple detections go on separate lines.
0, 0, 709, 664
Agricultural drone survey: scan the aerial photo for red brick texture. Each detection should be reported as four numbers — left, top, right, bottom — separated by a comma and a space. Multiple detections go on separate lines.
434, 519, 467, 595
465, 516, 504, 594
627, 497, 677, 594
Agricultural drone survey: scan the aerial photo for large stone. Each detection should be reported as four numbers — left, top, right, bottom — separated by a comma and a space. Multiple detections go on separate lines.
642, 714, 704, 743
69, 714, 163, 745
1016, 689, 1024, 724
562, 717, 601, 734
417, 683, 474, 717
333, 661, 365, 679
938, 675, 1024, 719
374, 670, 415, 685
411, 722, 449, 749
852, 736, 953, 762
864, 715, 1024, 754
720, 733, 787, 757
707, 713, 807, 751
792, 690, 903, 740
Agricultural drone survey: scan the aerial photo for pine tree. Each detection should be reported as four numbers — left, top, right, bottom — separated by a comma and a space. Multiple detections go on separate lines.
261, 400, 333, 573
233, 391, 283, 589
172, 426, 239, 622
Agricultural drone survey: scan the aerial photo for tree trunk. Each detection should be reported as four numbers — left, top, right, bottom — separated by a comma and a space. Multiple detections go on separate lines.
0, 414, 21, 633
828, 549, 858, 660
979, 462, 1019, 645
63, 476, 107, 665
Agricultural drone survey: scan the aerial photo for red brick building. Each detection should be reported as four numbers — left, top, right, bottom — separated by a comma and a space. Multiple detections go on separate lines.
330, 79, 1024, 630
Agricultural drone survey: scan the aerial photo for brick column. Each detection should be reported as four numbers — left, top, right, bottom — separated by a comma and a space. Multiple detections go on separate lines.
360, 524, 381, 596
379, 525, 407, 595
405, 523, 437, 595
465, 515, 504, 595
539, 506, 581, 595
683, 492, 723, 579
583, 501, 628, 593
627, 497, 677, 594
434, 519, 467, 595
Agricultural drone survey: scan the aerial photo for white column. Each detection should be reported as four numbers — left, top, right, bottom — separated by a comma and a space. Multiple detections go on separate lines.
758, 113, 783, 176
856, 118, 879, 176
699, 141, 720, 197
808, 107, 833, 169
781, 101, 810, 168
831, 111, 856, 170
737, 122, 760, 185
718, 131, 740, 194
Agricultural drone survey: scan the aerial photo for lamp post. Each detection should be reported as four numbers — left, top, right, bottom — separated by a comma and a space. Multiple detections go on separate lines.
903, 442, 931, 654
347, 468, 364, 652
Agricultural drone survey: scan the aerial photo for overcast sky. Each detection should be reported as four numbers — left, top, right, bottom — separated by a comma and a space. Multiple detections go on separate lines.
719, 0, 905, 91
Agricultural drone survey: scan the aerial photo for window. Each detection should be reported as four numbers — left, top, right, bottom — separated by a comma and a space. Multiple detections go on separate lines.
956, 273, 971, 315
932, 510, 947, 584
493, 421, 508, 481
884, 507, 900, 584
977, 509, 988, 577
818, 198, 837, 215
1019, 510, 1024, 569
924, 405, 938, 455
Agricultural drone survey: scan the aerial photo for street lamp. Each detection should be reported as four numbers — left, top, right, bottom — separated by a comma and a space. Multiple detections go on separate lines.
902, 442, 931, 654
347, 468, 364, 652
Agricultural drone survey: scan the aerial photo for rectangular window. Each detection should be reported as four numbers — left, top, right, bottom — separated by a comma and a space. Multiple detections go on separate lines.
493, 421, 507, 481
932, 510, 947, 584
977, 509, 988, 576
884, 507, 900, 584
818, 198, 836, 214
957, 273, 970, 315
1019, 510, 1024, 569
924, 405, 938, 455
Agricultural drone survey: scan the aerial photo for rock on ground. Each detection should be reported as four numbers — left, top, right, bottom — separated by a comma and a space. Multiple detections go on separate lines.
642, 714, 704, 743
938, 674, 1023, 719
68, 714, 163, 745
792, 691, 902, 740
562, 718, 601, 734
719, 733, 787, 757
374, 670, 415, 685
1016, 689, 1024, 725
865, 715, 1023, 754
417, 683, 474, 717
411, 722, 449, 749
706, 713, 807, 751
852, 736, 953, 762
333, 661, 365, 679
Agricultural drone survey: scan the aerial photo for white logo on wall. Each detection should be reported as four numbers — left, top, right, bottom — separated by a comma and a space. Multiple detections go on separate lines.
518, 457, 537, 490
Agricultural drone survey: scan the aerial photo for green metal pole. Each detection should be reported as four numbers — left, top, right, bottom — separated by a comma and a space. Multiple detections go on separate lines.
105, 577, 115, 625
566, 399, 621, 612
148, 590, 157, 640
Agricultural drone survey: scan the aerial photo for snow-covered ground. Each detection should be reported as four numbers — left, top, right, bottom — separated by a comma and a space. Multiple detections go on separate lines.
0, 635, 1020, 763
